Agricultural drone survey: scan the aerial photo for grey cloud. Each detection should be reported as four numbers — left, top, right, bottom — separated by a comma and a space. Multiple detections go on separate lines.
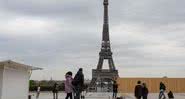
110, 0, 185, 24
2, 0, 185, 25
1, 0, 100, 22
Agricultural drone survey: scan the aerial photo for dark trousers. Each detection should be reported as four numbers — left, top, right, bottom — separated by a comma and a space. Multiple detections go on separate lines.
74, 91, 81, 99
74, 87, 81, 99
159, 90, 166, 99
53, 92, 58, 99
136, 96, 141, 99
113, 91, 117, 98
65, 93, 73, 99
143, 95, 147, 99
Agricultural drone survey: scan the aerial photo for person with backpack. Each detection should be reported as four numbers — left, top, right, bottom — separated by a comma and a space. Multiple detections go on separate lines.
159, 82, 166, 99
72, 68, 84, 99
65, 71, 73, 99
134, 81, 143, 99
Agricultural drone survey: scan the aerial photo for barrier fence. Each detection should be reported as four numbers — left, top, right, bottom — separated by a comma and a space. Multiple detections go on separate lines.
117, 78, 185, 93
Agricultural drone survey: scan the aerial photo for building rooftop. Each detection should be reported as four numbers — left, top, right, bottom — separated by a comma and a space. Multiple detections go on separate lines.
0, 60, 42, 70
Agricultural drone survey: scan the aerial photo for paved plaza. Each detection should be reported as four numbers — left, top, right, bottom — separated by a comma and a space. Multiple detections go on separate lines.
30, 92, 185, 99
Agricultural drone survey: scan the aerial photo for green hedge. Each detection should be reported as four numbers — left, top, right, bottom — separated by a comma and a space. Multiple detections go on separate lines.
29, 85, 65, 91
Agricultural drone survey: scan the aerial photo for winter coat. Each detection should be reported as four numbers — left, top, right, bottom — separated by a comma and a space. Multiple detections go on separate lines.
135, 84, 143, 97
113, 83, 118, 92
72, 71, 84, 91
142, 86, 148, 97
65, 75, 73, 93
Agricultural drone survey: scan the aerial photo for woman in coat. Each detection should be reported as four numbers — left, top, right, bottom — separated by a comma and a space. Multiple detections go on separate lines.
65, 71, 73, 99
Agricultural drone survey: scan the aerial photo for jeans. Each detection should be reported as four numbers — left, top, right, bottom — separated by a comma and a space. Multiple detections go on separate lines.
74, 87, 81, 99
113, 92, 117, 98
159, 90, 166, 99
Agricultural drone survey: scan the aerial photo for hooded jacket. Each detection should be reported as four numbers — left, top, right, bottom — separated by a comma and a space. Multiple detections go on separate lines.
65, 74, 73, 93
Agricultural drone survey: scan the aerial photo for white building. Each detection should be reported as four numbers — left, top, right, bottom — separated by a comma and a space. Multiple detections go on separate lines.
0, 60, 42, 99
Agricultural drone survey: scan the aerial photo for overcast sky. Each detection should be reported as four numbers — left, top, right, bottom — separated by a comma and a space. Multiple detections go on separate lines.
0, 0, 185, 80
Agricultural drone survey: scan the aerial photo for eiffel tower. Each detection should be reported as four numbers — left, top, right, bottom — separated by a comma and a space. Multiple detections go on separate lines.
89, 0, 119, 92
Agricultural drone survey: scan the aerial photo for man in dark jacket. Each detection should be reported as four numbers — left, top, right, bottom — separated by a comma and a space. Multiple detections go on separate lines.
134, 81, 142, 99
142, 83, 149, 99
73, 68, 84, 99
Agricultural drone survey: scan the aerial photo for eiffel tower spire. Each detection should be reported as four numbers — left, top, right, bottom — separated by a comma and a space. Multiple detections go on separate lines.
102, 0, 109, 41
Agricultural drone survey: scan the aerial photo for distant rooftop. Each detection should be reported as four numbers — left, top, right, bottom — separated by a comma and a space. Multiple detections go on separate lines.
0, 60, 43, 70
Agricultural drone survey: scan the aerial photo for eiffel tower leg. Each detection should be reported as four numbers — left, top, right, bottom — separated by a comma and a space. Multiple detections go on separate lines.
89, 78, 97, 91
91, 78, 97, 86
108, 58, 115, 70
97, 57, 104, 70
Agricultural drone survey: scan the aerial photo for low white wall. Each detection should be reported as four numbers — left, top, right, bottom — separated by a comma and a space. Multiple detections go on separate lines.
1, 67, 29, 99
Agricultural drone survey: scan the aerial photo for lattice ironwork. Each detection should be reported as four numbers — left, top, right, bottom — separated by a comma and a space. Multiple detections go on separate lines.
89, 0, 119, 92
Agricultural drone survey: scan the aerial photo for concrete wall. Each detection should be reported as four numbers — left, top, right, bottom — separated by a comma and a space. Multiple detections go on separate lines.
0, 66, 4, 99
117, 78, 185, 93
1, 67, 29, 99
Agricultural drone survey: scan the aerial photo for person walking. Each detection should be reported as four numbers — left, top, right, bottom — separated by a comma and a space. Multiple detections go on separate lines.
52, 83, 59, 99
72, 68, 84, 99
142, 83, 148, 99
112, 81, 118, 99
65, 71, 73, 99
36, 84, 41, 99
159, 82, 166, 99
134, 81, 142, 99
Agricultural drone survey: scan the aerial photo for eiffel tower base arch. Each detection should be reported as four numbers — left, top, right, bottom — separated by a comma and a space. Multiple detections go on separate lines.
89, 69, 118, 92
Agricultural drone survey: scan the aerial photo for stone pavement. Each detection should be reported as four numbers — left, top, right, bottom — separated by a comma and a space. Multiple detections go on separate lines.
30, 92, 185, 99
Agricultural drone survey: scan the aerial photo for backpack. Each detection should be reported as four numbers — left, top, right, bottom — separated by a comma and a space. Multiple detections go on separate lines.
168, 91, 174, 98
